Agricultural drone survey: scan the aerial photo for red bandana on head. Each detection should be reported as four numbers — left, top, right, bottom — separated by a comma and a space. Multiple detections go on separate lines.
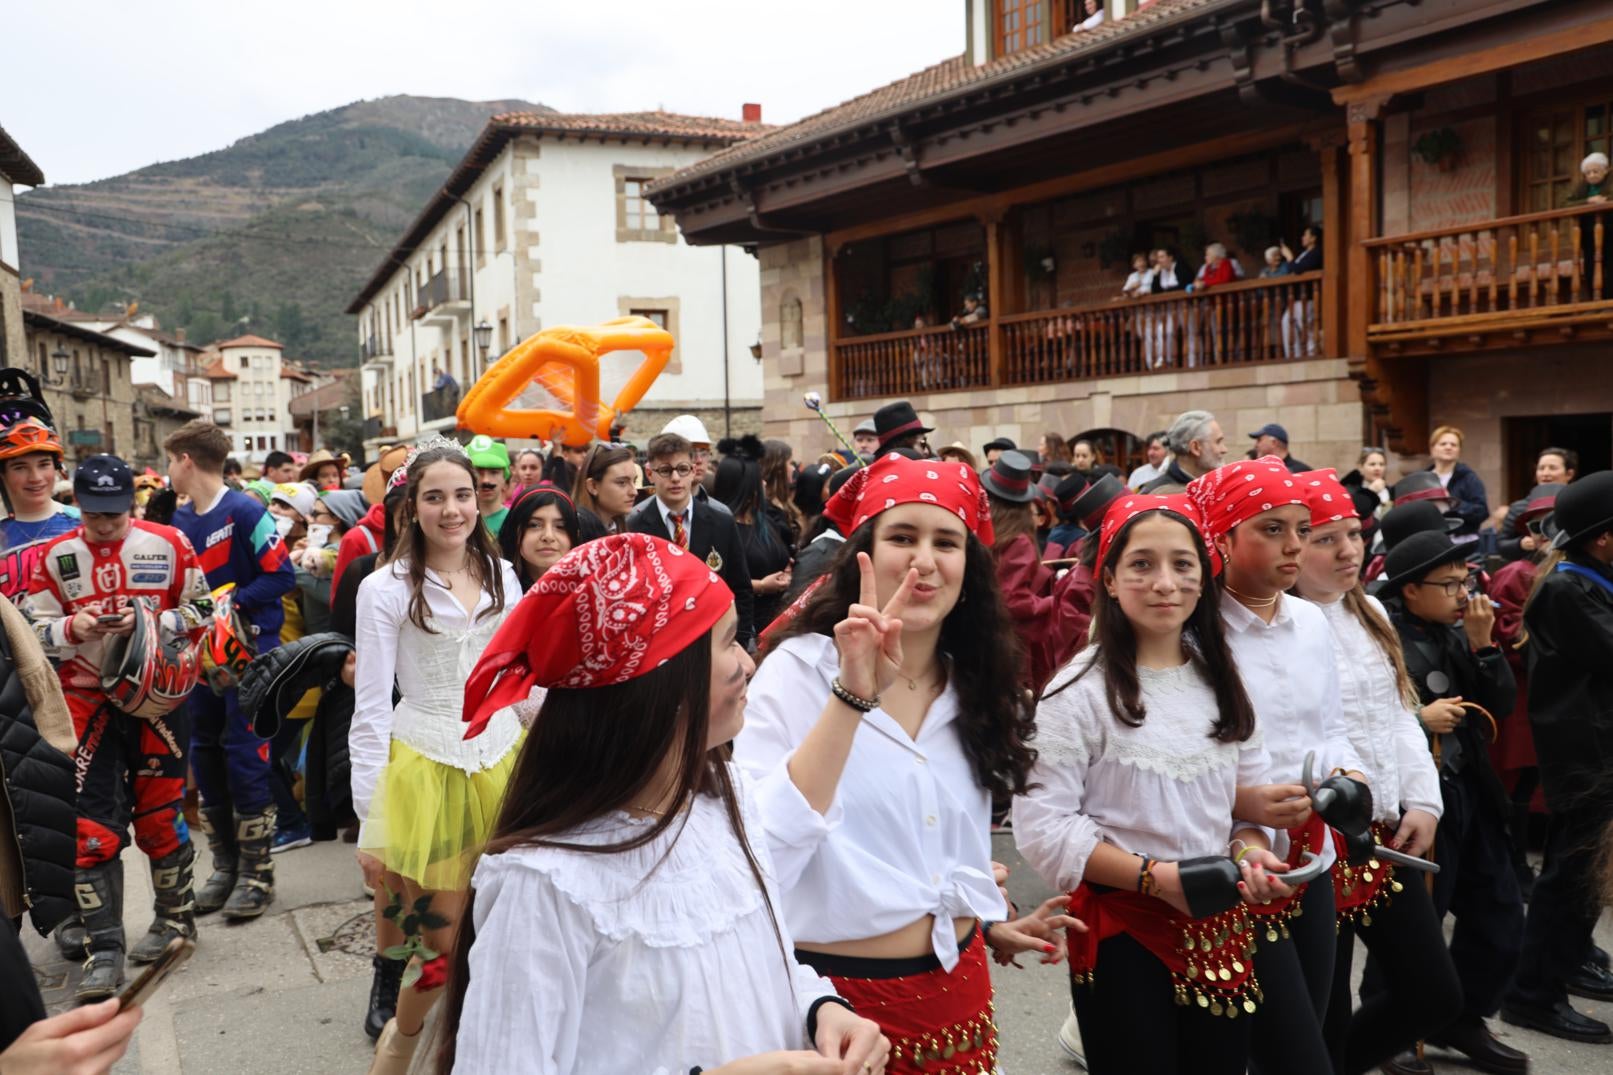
1294, 469, 1358, 528
1095, 493, 1220, 576
1185, 456, 1309, 541
461, 534, 733, 738
822, 453, 995, 546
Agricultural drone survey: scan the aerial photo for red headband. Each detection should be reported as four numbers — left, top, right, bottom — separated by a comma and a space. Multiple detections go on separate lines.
514, 481, 574, 511
823, 452, 995, 546
1186, 456, 1308, 541
1294, 469, 1358, 528
462, 534, 732, 738
1095, 493, 1219, 575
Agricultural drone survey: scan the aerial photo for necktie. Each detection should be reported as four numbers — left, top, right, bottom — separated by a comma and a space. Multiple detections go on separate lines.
671, 510, 688, 548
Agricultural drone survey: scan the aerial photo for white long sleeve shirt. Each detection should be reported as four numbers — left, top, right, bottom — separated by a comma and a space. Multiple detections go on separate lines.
350, 558, 523, 822
453, 771, 836, 1074
735, 633, 1007, 971
1013, 650, 1272, 892
1313, 596, 1443, 823
1220, 590, 1365, 869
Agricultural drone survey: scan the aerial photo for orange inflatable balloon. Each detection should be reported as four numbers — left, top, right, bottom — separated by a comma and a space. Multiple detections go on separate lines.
455, 316, 673, 445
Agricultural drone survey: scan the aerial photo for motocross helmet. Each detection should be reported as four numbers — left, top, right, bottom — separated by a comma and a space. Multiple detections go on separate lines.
199, 589, 256, 693
100, 598, 201, 719
0, 417, 64, 463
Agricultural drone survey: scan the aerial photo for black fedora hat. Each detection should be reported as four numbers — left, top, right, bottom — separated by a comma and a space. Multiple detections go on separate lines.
873, 401, 933, 451
1549, 470, 1613, 551
982, 450, 1037, 503
982, 436, 1017, 454
1070, 473, 1124, 530
1379, 500, 1462, 550
1052, 472, 1090, 520
1391, 471, 1452, 506
1382, 530, 1469, 590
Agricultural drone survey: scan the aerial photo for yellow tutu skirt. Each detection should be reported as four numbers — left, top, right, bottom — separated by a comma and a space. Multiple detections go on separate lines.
359, 738, 521, 891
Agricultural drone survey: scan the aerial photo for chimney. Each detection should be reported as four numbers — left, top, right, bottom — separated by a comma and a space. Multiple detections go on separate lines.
742, 102, 763, 124
175, 327, 187, 343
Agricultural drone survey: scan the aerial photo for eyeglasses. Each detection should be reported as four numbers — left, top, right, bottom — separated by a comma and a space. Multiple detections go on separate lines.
1413, 576, 1476, 599
649, 464, 694, 479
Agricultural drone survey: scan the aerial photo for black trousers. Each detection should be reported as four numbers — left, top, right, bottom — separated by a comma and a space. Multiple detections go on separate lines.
1071, 931, 1251, 1075
1249, 875, 1336, 1075
1507, 800, 1610, 1007
1324, 866, 1463, 1074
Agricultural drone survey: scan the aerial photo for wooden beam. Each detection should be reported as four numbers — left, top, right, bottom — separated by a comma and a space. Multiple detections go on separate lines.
1320, 141, 1345, 360
825, 241, 844, 401
1333, 14, 1613, 104
1345, 98, 1386, 361
986, 214, 1005, 389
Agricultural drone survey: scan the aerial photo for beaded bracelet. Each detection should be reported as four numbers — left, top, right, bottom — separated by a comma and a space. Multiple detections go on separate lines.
830, 677, 878, 713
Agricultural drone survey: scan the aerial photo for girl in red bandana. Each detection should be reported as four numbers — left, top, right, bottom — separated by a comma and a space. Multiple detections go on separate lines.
1014, 493, 1294, 1073
1187, 457, 1371, 1075
443, 534, 888, 1075
737, 453, 1082, 1075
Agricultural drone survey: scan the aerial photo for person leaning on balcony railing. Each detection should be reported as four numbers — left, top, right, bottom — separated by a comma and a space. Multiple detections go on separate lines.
1144, 248, 1194, 369
1568, 152, 1611, 299
1278, 226, 1324, 359
1121, 252, 1153, 297
1141, 409, 1228, 494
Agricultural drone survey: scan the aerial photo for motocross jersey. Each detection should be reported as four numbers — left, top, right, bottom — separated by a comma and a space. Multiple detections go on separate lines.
0, 504, 81, 600
24, 519, 214, 694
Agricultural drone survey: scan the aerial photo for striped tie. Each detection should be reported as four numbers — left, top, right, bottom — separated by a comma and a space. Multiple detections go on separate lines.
671, 510, 688, 548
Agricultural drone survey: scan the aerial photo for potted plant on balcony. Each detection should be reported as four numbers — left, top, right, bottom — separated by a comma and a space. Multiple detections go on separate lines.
1413, 127, 1463, 172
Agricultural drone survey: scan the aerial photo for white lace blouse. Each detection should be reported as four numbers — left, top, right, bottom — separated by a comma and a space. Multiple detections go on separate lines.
735, 633, 1007, 971
1013, 651, 1272, 892
350, 558, 523, 822
1314, 596, 1443, 823
451, 771, 837, 1075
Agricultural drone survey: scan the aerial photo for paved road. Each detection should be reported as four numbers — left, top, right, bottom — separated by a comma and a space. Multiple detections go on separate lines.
21, 835, 1613, 1073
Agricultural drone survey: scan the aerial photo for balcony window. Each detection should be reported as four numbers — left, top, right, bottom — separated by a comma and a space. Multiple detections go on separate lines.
1522, 95, 1613, 211
996, 0, 1046, 58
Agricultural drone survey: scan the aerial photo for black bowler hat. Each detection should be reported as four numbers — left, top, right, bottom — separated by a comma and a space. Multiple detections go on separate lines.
74, 454, 134, 513
1392, 471, 1451, 506
982, 436, 1017, 454
1382, 530, 1469, 591
1549, 471, 1613, 551
873, 401, 933, 451
1070, 473, 1124, 530
982, 450, 1037, 503
1378, 500, 1461, 550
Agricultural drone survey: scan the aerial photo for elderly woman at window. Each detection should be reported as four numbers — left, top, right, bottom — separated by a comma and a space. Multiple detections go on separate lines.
1568, 152, 1611, 299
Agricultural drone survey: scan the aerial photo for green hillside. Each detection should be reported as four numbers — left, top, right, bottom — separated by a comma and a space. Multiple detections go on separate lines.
15, 95, 549, 367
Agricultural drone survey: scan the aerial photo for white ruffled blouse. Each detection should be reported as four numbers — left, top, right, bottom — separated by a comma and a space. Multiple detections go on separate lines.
451, 771, 837, 1075
1013, 650, 1272, 892
1314, 596, 1443, 823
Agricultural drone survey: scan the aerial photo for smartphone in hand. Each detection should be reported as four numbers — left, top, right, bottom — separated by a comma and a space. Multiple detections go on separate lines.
116, 937, 194, 1010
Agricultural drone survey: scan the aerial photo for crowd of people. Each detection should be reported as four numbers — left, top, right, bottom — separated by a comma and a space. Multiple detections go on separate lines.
2, 373, 1611, 1075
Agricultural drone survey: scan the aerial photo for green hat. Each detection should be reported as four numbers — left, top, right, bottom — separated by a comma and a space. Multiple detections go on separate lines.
466, 434, 510, 475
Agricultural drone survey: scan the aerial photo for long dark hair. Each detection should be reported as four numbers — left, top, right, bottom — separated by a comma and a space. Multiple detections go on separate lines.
434, 635, 787, 1072
765, 523, 1037, 798
1053, 510, 1256, 743
396, 448, 507, 632
714, 436, 765, 522
497, 484, 581, 591
987, 491, 1037, 553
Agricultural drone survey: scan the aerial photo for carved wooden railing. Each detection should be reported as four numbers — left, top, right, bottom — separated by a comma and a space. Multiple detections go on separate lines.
1364, 201, 1612, 344
834, 322, 990, 400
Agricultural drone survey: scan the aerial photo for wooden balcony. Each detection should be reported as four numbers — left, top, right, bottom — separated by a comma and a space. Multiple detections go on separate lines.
829, 272, 1322, 400
1365, 202, 1613, 356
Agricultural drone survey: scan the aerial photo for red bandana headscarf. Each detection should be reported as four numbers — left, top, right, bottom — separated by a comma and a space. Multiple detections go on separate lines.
1185, 456, 1309, 541
1095, 493, 1220, 576
822, 452, 995, 546
1294, 469, 1358, 528
462, 534, 733, 738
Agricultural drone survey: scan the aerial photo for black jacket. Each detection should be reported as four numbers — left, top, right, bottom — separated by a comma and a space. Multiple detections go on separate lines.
0, 626, 75, 935
630, 499, 757, 646
241, 632, 357, 834
1497, 497, 1535, 563
1523, 554, 1613, 811
1385, 595, 1516, 816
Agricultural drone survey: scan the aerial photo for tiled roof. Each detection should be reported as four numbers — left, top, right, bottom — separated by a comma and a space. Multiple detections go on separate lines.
0, 124, 44, 187
652, 0, 1226, 190
21, 309, 157, 357
491, 110, 771, 141
214, 334, 283, 350
200, 358, 237, 380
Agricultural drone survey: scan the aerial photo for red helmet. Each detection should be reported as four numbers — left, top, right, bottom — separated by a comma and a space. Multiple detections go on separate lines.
100, 599, 201, 719
198, 587, 256, 693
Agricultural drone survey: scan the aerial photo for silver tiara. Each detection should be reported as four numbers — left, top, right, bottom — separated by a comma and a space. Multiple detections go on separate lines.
404, 432, 471, 470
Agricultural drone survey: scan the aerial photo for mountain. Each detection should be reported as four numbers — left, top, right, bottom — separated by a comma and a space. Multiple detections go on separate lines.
15, 95, 550, 366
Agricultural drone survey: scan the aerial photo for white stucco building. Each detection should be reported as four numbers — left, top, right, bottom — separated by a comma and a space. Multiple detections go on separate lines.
348, 108, 768, 456
200, 334, 325, 465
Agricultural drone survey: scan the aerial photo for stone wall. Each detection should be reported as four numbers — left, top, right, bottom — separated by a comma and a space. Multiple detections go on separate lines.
0, 270, 22, 368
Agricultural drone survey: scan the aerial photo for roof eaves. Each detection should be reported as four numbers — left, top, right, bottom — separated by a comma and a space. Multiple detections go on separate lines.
0, 125, 44, 187
22, 310, 156, 356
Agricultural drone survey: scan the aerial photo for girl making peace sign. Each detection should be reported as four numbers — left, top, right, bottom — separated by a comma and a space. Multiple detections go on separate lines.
738, 453, 1082, 1074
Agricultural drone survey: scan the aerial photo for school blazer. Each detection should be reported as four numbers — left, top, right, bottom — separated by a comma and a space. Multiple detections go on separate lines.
629, 500, 757, 646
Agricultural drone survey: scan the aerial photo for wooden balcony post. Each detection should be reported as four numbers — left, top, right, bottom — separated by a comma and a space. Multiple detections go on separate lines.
825, 238, 843, 401
1346, 97, 1387, 361
1318, 136, 1347, 357
985, 213, 1006, 388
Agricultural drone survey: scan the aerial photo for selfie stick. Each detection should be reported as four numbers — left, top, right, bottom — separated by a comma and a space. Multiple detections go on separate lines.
803, 393, 867, 468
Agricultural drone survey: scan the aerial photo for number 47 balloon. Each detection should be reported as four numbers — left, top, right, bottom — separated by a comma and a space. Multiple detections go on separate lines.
455, 315, 673, 445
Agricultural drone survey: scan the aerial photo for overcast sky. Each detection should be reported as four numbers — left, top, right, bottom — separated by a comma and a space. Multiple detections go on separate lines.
6, 0, 962, 186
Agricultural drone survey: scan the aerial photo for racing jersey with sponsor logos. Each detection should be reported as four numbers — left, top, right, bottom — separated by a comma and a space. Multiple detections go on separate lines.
0, 504, 81, 601
24, 520, 213, 693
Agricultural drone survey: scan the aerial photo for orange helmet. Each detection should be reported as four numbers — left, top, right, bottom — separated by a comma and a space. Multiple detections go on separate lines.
101, 598, 201, 719
199, 587, 257, 693
0, 417, 63, 462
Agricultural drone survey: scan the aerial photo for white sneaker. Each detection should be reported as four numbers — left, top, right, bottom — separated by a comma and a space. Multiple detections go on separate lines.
1057, 1008, 1088, 1068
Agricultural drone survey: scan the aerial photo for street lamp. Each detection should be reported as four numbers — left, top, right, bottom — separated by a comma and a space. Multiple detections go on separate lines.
49, 345, 69, 386
474, 319, 493, 357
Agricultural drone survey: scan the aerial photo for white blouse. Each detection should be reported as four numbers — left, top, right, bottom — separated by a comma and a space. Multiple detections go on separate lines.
1220, 591, 1365, 869
452, 772, 837, 1075
1314, 596, 1443, 823
1013, 651, 1272, 892
735, 633, 1007, 971
350, 558, 524, 822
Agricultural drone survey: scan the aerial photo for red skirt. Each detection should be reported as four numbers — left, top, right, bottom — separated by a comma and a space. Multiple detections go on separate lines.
1333, 821, 1404, 927
815, 928, 997, 1075
1244, 812, 1329, 940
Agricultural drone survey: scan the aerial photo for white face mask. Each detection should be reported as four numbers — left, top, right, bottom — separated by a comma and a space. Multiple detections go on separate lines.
274, 515, 295, 540
307, 524, 332, 549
